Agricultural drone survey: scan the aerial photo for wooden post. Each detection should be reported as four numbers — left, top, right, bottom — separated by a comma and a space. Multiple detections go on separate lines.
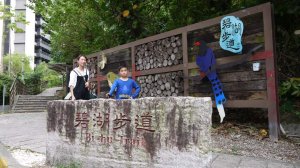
182, 32, 189, 96
263, 3, 280, 141
96, 54, 100, 96
131, 47, 136, 80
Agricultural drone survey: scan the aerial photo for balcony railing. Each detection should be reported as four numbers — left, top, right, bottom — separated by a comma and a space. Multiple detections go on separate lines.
35, 50, 51, 61
35, 39, 51, 51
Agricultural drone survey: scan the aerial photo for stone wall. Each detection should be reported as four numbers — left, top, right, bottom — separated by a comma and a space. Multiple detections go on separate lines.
47, 97, 212, 168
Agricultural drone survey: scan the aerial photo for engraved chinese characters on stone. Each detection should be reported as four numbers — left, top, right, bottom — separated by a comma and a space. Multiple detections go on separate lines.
219, 16, 244, 53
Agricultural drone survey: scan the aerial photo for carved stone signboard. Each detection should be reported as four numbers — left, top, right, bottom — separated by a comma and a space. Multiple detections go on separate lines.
47, 97, 212, 168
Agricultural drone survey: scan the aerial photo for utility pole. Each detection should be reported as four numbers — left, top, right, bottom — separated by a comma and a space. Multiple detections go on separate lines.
21, 55, 24, 81
8, 43, 11, 77
2, 85, 5, 110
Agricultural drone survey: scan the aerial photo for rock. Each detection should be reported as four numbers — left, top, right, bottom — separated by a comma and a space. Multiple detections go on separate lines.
47, 97, 212, 168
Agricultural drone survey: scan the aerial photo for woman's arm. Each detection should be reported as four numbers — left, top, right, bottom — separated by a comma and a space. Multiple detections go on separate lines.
69, 71, 77, 100
70, 86, 75, 100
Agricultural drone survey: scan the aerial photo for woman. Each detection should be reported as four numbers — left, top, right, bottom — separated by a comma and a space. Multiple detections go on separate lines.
69, 55, 90, 100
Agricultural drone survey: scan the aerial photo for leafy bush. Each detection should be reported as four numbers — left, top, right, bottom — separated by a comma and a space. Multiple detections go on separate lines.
280, 78, 300, 97
23, 62, 62, 94
3, 54, 32, 77
0, 74, 13, 105
24, 71, 43, 95
34, 62, 62, 89
279, 78, 300, 120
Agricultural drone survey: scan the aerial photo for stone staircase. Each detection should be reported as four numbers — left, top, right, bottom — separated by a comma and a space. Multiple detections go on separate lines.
12, 95, 58, 113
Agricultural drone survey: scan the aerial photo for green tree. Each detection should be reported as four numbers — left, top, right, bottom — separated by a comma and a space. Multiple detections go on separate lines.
34, 62, 62, 88
0, 74, 13, 105
3, 54, 32, 77
29, 0, 116, 63
23, 62, 62, 94
0, 2, 29, 32
29, 0, 300, 79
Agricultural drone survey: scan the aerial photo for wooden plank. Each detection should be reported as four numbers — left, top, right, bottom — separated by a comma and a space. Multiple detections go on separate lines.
212, 61, 265, 74
188, 51, 268, 70
263, 3, 279, 141
189, 70, 266, 83
98, 60, 132, 76
185, 4, 266, 32
188, 19, 264, 49
206, 32, 264, 51
191, 91, 267, 100
136, 64, 184, 76
187, 12, 263, 38
214, 100, 268, 108
189, 43, 265, 62
186, 61, 266, 75
189, 80, 267, 93
106, 49, 131, 64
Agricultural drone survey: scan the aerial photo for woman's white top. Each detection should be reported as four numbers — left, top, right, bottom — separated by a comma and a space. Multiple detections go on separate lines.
68, 67, 90, 88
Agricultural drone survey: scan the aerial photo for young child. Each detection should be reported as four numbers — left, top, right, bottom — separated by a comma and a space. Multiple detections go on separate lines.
106, 66, 140, 99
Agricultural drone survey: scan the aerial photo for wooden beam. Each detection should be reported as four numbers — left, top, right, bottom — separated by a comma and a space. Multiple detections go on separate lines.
263, 3, 280, 141
135, 64, 184, 76
182, 32, 189, 96
131, 47, 136, 80
187, 51, 273, 70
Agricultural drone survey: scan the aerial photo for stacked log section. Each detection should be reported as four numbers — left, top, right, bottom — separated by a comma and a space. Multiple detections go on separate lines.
136, 71, 184, 97
87, 57, 98, 78
135, 35, 183, 71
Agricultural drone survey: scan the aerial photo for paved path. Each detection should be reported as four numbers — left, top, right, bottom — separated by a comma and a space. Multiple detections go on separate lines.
0, 112, 299, 168
210, 153, 300, 168
37, 87, 63, 96
0, 112, 46, 154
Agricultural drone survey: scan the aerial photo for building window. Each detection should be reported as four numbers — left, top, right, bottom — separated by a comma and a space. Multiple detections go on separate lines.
15, 0, 26, 10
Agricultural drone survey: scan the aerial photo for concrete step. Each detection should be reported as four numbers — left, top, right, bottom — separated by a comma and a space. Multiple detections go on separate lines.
16, 101, 51, 104
12, 95, 58, 113
13, 109, 47, 113
15, 103, 47, 106
18, 97, 57, 100
14, 106, 46, 109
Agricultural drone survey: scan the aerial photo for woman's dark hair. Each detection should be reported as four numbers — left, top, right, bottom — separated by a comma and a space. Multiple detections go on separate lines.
77, 55, 87, 61
118, 65, 128, 71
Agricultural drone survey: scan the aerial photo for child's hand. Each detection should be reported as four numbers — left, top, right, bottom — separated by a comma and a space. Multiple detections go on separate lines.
106, 93, 110, 98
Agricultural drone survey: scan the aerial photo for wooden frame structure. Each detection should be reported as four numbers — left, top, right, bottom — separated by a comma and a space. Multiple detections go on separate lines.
83, 3, 279, 140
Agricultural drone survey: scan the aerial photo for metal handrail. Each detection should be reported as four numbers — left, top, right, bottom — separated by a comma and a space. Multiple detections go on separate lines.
9, 77, 28, 110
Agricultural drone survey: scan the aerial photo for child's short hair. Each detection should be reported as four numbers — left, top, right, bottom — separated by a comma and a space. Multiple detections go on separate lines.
118, 65, 128, 71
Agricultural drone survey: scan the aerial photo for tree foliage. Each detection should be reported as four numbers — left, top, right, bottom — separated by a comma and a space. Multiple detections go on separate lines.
0, 74, 13, 102
34, 62, 62, 88
29, 0, 300, 78
23, 62, 62, 94
3, 54, 32, 77
0, 2, 28, 32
